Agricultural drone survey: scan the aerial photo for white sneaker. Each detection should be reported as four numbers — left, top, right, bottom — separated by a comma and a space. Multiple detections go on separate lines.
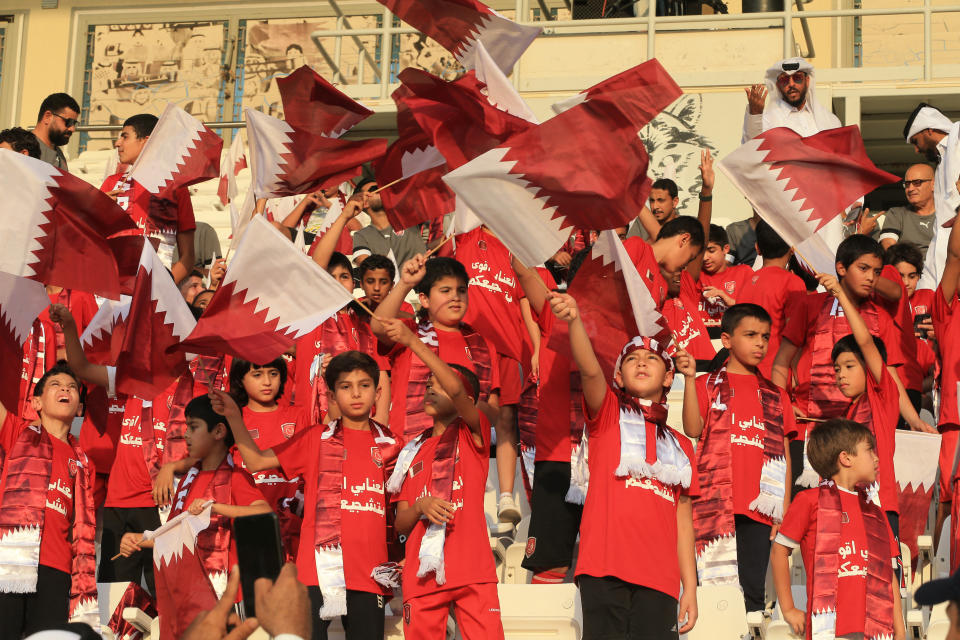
498, 493, 521, 524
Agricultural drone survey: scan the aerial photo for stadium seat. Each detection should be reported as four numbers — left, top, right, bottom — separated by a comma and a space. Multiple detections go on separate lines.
502, 540, 531, 585
497, 583, 582, 639
683, 584, 747, 640
926, 602, 950, 640
935, 517, 951, 581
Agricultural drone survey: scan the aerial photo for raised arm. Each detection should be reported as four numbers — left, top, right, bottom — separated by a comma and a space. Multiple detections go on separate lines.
208, 389, 280, 471
371, 254, 426, 344
172, 230, 195, 285
280, 192, 326, 229
548, 293, 607, 417
511, 256, 550, 315
676, 350, 703, 438
312, 196, 363, 271
819, 274, 885, 383
686, 150, 715, 282
48, 304, 110, 390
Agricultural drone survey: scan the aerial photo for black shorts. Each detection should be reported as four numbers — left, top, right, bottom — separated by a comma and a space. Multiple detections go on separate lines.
579, 574, 679, 640
308, 587, 386, 640
521, 460, 583, 572
0, 565, 70, 640
98, 505, 162, 593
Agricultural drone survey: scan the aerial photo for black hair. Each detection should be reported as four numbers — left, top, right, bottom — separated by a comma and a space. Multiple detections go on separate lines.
184, 394, 234, 449
122, 114, 159, 139
358, 254, 396, 282
179, 270, 204, 291
720, 303, 771, 335
658, 215, 705, 249
33, 360, 83, 400
831, 333, 888, 364
807, 418, 875, 478
835, 234, 884, 270
353, 177, 377, 196
328, 251, 354, 281
37, 93, 80, 123
323, 350, 380, 390
651, 178, 679, 199
884, 242, 924, 273
0, 127, 41, 158
448, 363, 480, 403
414, 256, 469, 295
229, 357, 288, 407
756, 220, 791, 259
708, 223, 729, 247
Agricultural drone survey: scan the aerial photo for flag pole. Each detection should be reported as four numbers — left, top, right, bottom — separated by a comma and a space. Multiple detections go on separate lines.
370, 175, 408, 195
424, 233, 453, 258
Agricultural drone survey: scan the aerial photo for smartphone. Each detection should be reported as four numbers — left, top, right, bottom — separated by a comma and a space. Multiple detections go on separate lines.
233, 512, 283, 619
914, 312, 932, 338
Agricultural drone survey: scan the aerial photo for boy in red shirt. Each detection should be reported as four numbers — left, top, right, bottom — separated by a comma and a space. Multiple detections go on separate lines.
118, 394, 270, 639
373, 256, 500, 441
772, 419, 904, 640
382, 318, 503, 640
696, 224, 754, 328
101, 114, 196, 283
549, 293, 699, 639
622, 216, 706, 310
217, 351, 401, 640
663, 269, 716, 369
683, 303, 794, 614
736, 221, 808, 378
0, 362, 99, 636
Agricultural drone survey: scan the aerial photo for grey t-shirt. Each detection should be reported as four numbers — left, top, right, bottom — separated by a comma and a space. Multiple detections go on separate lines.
352, 223, 426, 267
880, 206, 936, 254
725, 219, 757, 266
37, 140, 68, 171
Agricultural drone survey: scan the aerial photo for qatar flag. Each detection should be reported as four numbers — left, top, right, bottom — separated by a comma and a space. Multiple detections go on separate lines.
113, 242, 197, 399
146, 503, 219, 640
894, 430, 941, 572
443, 100, 654, 268
277, 65, 373, 137
717, 125, 900, 274
79, 295, 131, 366
108, 235, 148, 297
177, 216, 354, 363
0, 149, 137, 299
0, 273, 51, 412
547, 230, 673, 381
217, 133, 247, 206
377, 0, 539, 74
227, 187, 258, 256
245, 107, 386, 199
129, 102, 223, 197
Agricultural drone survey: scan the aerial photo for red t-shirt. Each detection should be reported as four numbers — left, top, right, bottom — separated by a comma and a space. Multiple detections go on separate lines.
876, 265, 919, 395
623, 237, 668, 308
845, 368, 900, 514
575, 388, 699, 598
934, 285, 960, 427
398, 414, 497, 598
781, 292, 904, 425
0, 415, 81, 574
697, 264, 754, 326
662, 273, 716, 361
695, 372, 796, 523
104, 396, 155, 508
778, 488, 899, 638
902, 289, 937, 392
238, 405, 308, 511
534, 311, 577, 463
456, 228, 526, 362
274, 425, 390, 594
737, 266, 809, 379
38, 289, 99, 356
387, 320, 501, 437
102, 171, 196, 266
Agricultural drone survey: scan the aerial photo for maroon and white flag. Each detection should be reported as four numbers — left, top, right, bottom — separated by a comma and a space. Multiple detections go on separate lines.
217, 133, 247, 206
79, 295, 131, 366
0, 273, 51, 412
129, 102, 223, 196
113, 242, 197, 399
894, 430, 941, 572
177, 216, 354, 363
245, 107, 386, 199
277, 65, 373, 137
377, 0, 539, 74
717, 125, 900, 274
548, 230, 673, 381
0, 149, 137, 299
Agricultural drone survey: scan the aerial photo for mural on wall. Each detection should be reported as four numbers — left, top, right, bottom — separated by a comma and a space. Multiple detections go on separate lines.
81, 21, 227, 151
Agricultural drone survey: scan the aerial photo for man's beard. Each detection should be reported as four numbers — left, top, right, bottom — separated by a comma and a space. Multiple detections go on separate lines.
783, 88, 807, 109
924, 148, 941, 164
50, 128, 72, 146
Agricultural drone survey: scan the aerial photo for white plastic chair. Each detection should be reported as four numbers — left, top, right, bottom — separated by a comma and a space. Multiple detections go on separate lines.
926, 602, 950, 640
497, 583, 581, 640
682, 584, 747, 640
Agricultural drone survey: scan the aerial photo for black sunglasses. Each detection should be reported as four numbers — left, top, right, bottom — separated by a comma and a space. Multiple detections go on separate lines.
902, 179, 931, 188
51, 112, 78, 128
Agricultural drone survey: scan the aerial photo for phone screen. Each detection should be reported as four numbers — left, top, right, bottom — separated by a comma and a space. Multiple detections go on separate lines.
233, 512, 283, 619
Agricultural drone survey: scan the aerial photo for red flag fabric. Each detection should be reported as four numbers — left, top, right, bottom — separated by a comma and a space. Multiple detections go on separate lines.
0, 149, 138, 299
217, 133, 247, 206
376, 0, 540, 74
129, 102, 223, 197
79, 295, 130, 366
277, 65, 373, 137
0, 273, 51, 413
548, 230, 673, 382
108, 235, 147, 297
147, 506, 220, 640
717, 125, 900, 275
113, 242, 197, 399
894, 430, 941, 572
245, 107, 386, 199
177, 216, 354, 363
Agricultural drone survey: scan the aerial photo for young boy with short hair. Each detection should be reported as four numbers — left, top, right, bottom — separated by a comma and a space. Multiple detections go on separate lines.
372, 255, 501, 441
0, 362, 99, 636
119, 394, 271, 639
216, 351, 401, 640
549, 292, 699, 639
682, 303, 794, 614
772, 419, 904, 640
697, 225, 754, 328
623, 216, 705, 309
381, 318, 504, 640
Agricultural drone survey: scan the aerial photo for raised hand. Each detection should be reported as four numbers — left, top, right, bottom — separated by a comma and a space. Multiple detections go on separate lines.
400, 254, 428, 288
547, 292, 579, 324
699, 149, 715, 191
745, 84, 768, 115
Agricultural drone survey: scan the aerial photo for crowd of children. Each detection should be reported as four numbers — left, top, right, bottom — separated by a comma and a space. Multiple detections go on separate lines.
1, 110, 960, 640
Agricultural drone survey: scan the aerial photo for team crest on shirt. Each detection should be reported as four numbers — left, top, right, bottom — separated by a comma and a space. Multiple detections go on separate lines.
281, 422, 296, 439
724, 281, 736, 295
370, 446, 383, 468
403, 603, 412, 624
409, 461, 423, 477
68, 459, 78, 478
525, 537, 536, 558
